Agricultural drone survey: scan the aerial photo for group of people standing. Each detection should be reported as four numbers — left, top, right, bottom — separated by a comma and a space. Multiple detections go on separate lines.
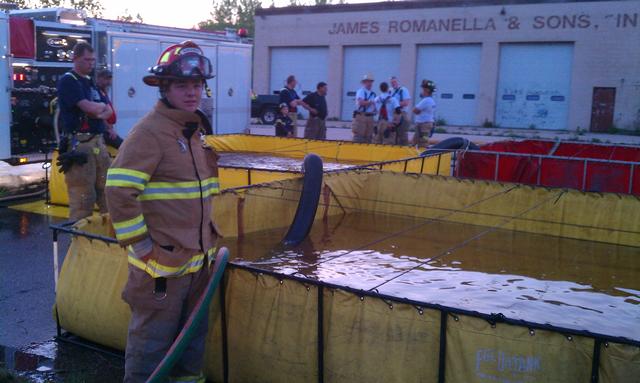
273, 73, 437, 146
353, 74, 437, 146
275, 75, 328, 140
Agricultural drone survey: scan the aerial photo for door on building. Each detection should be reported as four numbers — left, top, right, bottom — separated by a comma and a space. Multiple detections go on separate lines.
341, 46, 400, 121
110, 36, 160, 137
415, 44, 481, 126
270, 47, 329, 119
590, 87, 616, 132
495, 43, 574, 130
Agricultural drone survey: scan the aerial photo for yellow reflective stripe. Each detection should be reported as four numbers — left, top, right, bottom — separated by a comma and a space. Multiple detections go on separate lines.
139, 177, 219, 201
113, 214, 143, 230
106, 168, 151, 191
108, 168, 151, 181
168, 375, 205, 383
160, 51, 172, 63
145, 177, 218, 189
128, 247, 216, 278
139, 189, 218, 201
113, 215, 148, 240
105, 180, 144, 190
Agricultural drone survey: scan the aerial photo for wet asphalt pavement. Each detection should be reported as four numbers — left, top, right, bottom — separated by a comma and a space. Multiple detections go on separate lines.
0, 201, 65, 349
0, 199, 125, 381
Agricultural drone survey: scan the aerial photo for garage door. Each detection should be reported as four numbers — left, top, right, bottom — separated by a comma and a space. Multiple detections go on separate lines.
270, 47, 328, 119
415, 44, 481, 126
342, 46, 400, 121
496, 43, 574, 130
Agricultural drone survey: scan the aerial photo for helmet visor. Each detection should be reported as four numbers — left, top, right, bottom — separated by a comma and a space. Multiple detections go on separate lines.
161, 53, 213, 79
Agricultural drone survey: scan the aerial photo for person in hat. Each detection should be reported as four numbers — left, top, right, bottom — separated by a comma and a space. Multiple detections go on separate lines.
274, 102, 295, 137
105, 40, 221, 383
412, 79, 437, 146
352, 73, 377, 143
95, 68, 123, 149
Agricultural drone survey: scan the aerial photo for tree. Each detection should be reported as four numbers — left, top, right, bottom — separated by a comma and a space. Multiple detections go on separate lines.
236, 0, 261, 33
198, 0, 261, 36
117, 9, 144, 23
3, 0, 104, 17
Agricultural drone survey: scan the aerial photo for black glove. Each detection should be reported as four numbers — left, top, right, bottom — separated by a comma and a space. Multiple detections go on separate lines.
373, 125, 378, 135
57, 151, 88, 174
58, 136, 69, 155
383, 128, 391, 139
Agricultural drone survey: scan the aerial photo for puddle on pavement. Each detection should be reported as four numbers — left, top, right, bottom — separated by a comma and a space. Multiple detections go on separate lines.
0, 338, 123, 382
221, 211, 640, 341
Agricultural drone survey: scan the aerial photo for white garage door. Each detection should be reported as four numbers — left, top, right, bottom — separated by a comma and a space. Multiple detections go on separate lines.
342, 46, 400, 121
270, 47, 328, 119
415, 44, 481, 126
496, 43, 574, 130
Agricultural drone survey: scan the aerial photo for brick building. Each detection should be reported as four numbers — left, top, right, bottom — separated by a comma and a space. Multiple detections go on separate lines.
253, 0, 640, 131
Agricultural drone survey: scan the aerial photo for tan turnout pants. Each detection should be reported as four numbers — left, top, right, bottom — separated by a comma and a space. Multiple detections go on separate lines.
374, 120, 395, 145
122, 263, 210, 383
395, 112, 410, 145
64, 134, 111, 221
289, 112, 298, 137
412, 122, 434, 147
352, 114, 375, 143
304, 117, 327, 140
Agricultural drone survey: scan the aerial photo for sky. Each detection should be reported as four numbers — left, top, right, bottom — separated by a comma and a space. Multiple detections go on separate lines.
101, 0, 377, 29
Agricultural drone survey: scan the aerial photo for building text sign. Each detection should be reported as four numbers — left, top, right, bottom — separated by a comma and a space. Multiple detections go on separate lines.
328, 12, 639, 35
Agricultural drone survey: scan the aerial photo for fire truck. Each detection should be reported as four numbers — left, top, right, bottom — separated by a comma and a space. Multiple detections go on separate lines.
0, 8, 252, 164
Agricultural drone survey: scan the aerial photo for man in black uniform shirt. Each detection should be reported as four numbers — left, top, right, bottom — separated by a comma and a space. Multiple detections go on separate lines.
302, 82, 328, 140
56, 42, 113, 220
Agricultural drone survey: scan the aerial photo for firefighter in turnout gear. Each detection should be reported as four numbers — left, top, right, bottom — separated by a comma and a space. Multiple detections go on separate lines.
105, 41, 220, 383
56, 42, 113, 220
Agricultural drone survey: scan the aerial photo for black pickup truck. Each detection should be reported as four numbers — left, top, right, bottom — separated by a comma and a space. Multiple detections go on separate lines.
251, 94, 280, 125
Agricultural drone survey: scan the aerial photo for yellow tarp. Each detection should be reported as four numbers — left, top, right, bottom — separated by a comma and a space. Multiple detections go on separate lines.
55, 216, 130, 351
324, 289, 440, 382
321, 172, 640, 247
225, 268, 318, 382
49, 135, 446, 206
600, 342, 640, 383
446, 314, 593, 382
54, 171, 640, 382
205, 134, 421, 163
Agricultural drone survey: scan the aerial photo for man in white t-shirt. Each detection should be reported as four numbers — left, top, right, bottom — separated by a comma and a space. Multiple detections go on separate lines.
374, 81, 400, 145
389, 76, 411, 144
352, 73, 377, 143
412, 79, 437, 146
